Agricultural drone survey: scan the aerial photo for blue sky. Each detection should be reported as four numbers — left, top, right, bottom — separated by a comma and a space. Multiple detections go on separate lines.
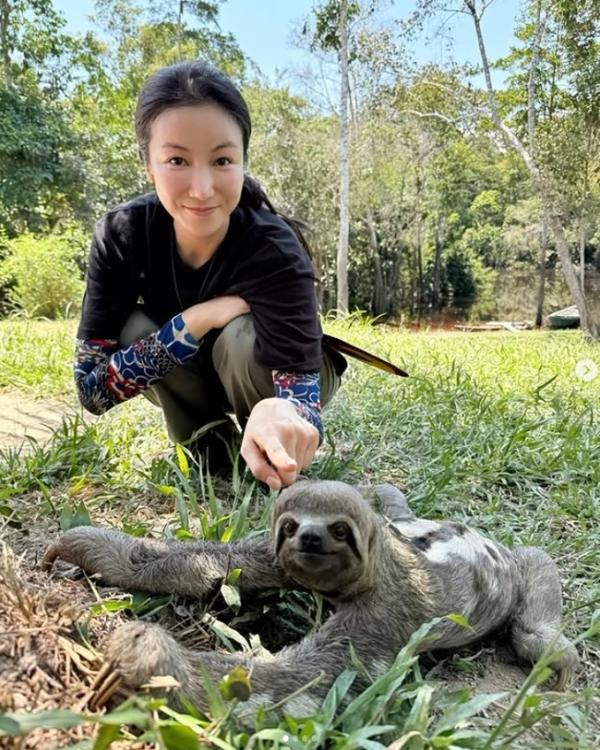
54, 0, 523, 86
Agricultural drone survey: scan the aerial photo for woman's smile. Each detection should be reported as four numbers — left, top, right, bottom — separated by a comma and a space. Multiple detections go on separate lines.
184, 205, 218, 216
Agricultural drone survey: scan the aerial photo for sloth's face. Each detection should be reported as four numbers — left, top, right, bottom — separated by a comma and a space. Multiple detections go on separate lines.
275, 512, 366, 593
273, 481, 374, 596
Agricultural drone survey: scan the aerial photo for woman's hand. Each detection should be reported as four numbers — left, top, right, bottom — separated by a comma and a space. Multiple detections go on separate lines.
182, 296, 250, 340
241, 398, 320, 490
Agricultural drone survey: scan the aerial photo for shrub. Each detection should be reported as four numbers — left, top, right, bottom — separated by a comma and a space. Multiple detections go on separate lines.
0, 227, 86, 318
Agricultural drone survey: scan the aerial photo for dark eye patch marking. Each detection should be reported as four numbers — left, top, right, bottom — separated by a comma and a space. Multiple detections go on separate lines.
343, 528, 361, 560
276, 520, 297, 555
329, 521, 350, 541
275, 527, 286, 555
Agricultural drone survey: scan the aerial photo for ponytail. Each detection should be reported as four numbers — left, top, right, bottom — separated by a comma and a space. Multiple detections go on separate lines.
241, 175, 313, 260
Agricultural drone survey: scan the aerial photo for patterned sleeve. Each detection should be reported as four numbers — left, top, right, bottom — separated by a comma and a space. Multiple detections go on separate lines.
74, 314, 200, 415
272, 370, 323, 443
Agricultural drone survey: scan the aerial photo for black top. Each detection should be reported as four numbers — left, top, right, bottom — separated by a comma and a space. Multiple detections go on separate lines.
78, 192, 323, 372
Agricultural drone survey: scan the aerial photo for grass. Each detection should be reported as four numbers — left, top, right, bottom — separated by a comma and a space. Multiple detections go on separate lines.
0, 316, 599, 749
0, 318, 77, 395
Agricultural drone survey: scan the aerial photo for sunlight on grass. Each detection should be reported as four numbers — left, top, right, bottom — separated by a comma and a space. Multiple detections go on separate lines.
0, 319, 76, 395
1, 318, 598, 749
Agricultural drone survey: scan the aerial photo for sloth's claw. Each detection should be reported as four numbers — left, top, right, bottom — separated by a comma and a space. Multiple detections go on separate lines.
89, 662, 128, 710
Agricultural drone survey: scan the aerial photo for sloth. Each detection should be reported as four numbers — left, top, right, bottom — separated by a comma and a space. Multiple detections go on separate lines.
43, 480, 578, 721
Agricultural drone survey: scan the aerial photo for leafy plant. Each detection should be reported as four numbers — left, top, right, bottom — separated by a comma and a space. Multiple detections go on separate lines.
0, 228, 86, 318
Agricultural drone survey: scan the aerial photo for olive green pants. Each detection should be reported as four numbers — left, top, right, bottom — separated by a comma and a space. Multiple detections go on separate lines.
120, 312, 343, 445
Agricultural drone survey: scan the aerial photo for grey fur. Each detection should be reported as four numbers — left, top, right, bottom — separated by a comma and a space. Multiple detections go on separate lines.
43, 480, 578, 720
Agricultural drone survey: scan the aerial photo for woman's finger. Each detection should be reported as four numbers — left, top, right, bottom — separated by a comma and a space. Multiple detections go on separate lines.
259, 435, 298, 486
241, 437, 282, 490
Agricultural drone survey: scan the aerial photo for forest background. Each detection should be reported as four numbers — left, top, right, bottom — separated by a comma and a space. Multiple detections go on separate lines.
0, 0, 599, 328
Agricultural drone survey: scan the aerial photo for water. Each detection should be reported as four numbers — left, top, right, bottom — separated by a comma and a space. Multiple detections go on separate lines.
407, 269, 600, 330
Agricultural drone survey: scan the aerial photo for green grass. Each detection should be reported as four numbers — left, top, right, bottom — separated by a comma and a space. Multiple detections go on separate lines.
1, 317, 599, 749
0, 318, 77, 395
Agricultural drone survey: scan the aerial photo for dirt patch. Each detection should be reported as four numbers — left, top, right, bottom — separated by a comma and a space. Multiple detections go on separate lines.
0, 495, 179, 749
0, 392, 93, 451
0, 538, 106, 748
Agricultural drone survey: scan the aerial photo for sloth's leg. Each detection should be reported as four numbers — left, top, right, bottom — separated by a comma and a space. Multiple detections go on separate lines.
370, 483, 414, 522
43, 527, 284, 596
509, 546, 578, 689
92, 621, 345, 723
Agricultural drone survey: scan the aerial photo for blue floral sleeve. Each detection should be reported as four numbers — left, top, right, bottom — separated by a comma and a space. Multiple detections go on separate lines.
75, 315, 324, 443
272, 370, 323, 443
74, 314, 200, 415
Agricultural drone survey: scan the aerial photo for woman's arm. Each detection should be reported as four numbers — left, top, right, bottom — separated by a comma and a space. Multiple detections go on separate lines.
241, 371, 322, 490
75, 298, 249, 415
75, 314, 199, 415
272, 370, 322, 440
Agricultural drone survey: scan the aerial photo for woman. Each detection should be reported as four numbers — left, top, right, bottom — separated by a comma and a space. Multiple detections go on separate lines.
75, 60, 346, 490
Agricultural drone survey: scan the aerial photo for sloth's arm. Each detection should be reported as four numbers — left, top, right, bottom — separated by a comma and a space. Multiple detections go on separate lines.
42, 527, 284, 596
96, 620, 352, 721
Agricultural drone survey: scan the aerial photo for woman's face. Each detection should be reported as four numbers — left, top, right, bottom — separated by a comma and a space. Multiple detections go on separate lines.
145, 103, 245, 257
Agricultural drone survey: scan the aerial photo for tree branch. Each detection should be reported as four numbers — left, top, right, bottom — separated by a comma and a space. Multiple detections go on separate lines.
397, 109, 463, 131
527, 0, 547, 152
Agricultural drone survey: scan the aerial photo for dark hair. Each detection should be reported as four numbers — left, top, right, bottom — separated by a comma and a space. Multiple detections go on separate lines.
135, 61, 312, 257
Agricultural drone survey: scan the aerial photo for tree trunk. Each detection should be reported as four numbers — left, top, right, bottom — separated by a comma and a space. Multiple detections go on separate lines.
176, 0, 184, 60
414, 173, 424, 311
409, 242, 417, 315
312, 248, 325, 312
534, 210, 547, 328
527, 0, 545, 148
336, 0, 350, 314
0, 0, 11, 86
579, 219, 585, 293
464, 0, 599, 339
432, 212, 445, 309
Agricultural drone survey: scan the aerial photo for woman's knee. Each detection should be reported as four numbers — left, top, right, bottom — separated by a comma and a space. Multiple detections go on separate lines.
212, 314, 257, 371
212, 315, 273, 417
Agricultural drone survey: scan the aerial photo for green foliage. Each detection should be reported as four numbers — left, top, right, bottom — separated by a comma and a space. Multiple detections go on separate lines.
309, 0, 362, 53
499, 0, 600, 242
0, 86, 85, 235
444, 241, 497, 302
457, 225, 506, 270
0, 228, 86, 318
0, 0, 86, 93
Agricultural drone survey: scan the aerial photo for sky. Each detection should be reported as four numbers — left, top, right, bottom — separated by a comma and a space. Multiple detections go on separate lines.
53, 0, 524, 88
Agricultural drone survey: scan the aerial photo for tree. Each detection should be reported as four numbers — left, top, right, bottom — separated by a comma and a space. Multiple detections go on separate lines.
0, 86, 85, 234
308, 0, 358, 313
462, 0, 599, 336
0, 0, 98, 234
336, 0, 351, 314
